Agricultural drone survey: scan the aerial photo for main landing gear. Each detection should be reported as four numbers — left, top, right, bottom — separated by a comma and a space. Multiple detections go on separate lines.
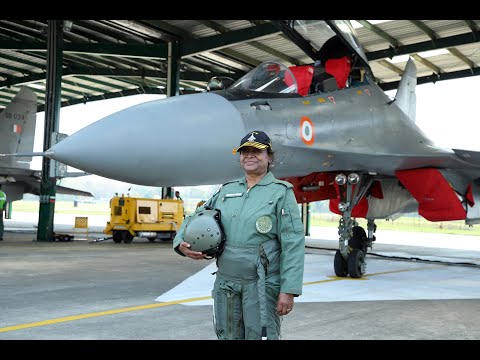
333, 172, 377, 278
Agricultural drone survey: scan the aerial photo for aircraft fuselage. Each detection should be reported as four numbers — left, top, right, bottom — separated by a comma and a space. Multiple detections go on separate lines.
46, 84, 461, 188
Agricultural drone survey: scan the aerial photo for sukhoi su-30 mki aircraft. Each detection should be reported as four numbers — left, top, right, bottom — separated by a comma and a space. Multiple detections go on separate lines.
23, 20, 480, 278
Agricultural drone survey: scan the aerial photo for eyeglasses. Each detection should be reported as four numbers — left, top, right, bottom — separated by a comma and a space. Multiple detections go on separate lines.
239, 147, 267, 155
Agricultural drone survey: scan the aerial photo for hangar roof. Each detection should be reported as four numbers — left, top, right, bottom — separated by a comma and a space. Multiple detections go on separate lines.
0, 19, 479, 111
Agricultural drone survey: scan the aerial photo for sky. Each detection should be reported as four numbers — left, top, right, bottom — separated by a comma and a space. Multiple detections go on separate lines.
30, 75, 480, 190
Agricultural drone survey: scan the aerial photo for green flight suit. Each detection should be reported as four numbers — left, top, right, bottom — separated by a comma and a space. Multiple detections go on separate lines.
174, 171, 305, 340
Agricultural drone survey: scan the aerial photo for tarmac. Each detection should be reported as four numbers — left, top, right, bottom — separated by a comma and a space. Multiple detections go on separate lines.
1, 214, 480, 341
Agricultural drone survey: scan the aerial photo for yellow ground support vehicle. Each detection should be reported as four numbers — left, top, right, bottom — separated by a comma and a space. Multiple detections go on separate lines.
104, 195, 184, 244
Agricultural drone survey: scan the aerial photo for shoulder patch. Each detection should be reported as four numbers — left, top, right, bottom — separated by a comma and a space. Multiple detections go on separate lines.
222, 179, 240, 186
203, 185, 223, 208
273, 179, 293, 188
204, 180, 241, 207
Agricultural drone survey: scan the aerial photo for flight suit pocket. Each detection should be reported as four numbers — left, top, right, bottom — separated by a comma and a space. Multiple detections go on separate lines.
282, 204, 303, 233
260, 239, 281, 276
212, 280, 243, 340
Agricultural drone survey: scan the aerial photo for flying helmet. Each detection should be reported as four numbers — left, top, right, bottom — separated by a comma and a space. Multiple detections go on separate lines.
184, 208, 226, 259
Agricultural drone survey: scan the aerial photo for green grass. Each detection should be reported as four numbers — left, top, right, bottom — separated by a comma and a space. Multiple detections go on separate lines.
12, 200, 110, 216
310, 214, 480, 236
10, 200, 480, 235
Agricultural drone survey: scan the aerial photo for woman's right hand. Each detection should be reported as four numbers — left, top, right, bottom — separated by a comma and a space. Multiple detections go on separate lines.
179, 241, 208, 260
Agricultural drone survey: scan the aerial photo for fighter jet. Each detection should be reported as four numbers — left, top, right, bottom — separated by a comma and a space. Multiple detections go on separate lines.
26, 20, 480, 278
0, 86, 93, 216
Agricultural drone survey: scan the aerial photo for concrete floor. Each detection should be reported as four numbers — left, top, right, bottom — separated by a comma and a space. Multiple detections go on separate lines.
1, 219, 479, 340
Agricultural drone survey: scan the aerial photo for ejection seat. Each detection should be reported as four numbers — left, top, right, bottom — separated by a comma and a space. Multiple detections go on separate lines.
325, 56, 351, 89
310, 66, 338, 93
287, 65, 314, 96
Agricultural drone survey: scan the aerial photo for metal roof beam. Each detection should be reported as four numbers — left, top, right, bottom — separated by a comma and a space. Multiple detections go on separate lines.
62, 78, 113, 93
180, 22, 280, 56
464, 20, 478, 34
367, 30, 480, 61
0, 52, 46, 70
0, 40, 168, 59
447, 47, 476, 69
37, 87, 169, 112
269, 20, 318, 61
356, 20, 400, 47
409, 20, 438, 41
136, 20, 189, 40
0, 66, 231, 89
197, 20, 301, 65
0, 21, 46, 42
411, 54, 442, 74
103, 20, 177, 42
379, 66, 480, 91
377, 59, 404, 75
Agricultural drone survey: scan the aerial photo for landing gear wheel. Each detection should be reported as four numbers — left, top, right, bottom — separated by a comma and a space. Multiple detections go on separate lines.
112, 231, 122, 243
334, 250, 348, 277
122, 231, 134, 244
349, 226, 366, 250
348, 248, 365, 278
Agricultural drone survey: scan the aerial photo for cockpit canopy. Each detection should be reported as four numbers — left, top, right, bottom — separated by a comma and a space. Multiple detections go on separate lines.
225, 21, 373, 96
229, 61, 298, 94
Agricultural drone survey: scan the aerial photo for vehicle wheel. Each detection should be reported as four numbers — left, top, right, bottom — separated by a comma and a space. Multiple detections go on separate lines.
122, 231, 134, 244
348, 248, 365, 278
334, 250, 348, 277
349, 226, 366, 250
160, 231, 176, 242
112, 231, 122, 243
148, 237, 156, 242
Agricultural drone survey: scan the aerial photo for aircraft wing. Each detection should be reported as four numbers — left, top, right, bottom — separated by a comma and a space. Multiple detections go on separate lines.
0, 167, 93, 203
452, 149, 480, 167
55, 184, 94, 197
61, 171, 91, 178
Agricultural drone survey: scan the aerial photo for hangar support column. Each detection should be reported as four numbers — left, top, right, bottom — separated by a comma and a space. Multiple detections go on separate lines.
301, 203, 311, 236
162, 41, 181, 199
37, 20, 63, 242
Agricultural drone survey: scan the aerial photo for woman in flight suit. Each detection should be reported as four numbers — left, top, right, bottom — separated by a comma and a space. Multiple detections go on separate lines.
173, 130, 305, 340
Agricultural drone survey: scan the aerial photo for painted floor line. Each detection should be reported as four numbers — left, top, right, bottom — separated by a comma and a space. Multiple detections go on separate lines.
0, 264, 438, 333
0, 296, 211, 333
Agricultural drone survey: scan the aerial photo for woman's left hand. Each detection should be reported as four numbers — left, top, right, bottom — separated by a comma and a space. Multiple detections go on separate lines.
276, 292, 294, 316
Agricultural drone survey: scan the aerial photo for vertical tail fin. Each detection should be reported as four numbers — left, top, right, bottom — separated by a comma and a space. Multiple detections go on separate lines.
0, 87, 38, 168
394, 58, 417, 122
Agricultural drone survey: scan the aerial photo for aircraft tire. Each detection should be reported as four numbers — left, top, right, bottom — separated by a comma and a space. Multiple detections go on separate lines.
112, 231, 122, 243
348, 226, 366, 250
348, 248, 365, 278
334, 250, 348, 277
122, 231, 134, 244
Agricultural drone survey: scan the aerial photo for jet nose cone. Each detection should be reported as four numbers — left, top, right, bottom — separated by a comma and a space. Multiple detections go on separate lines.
48, 92, 246, 186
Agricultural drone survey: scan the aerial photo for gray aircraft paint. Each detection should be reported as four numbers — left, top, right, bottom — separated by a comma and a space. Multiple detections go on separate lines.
0, 87, 92, 203
5, 21, 480, 260
15, 20, 480, 277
